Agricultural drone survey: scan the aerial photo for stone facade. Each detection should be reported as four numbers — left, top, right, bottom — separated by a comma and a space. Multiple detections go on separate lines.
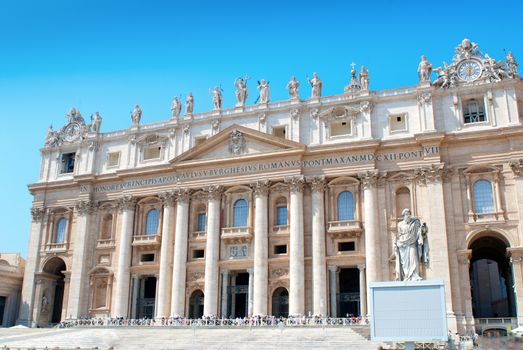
0, 253, 24, 327
19, 39, 523, 333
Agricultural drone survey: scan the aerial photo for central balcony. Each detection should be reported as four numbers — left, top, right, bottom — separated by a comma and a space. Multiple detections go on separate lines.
190, 231, 206, 240
132, 234, 161, 247
221, 226, 253, 244
327, 220, 362, 239
96, 239, 116, 249
45, 242, 68, 252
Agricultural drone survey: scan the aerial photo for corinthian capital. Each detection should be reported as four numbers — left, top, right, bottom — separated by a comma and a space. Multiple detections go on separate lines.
251, 180, 270, 197
284, 176, 305, 193
510, 159, 523, 177
307, 176, 326, 193
359, 170, 379, 189
159, 191, 176, 207
415, 164, 446, 185
31, 207, 46, 222
118, 195, 137, 212
174, 188, 192, 203
203, 185, 223, 201
76, 200, 96, 216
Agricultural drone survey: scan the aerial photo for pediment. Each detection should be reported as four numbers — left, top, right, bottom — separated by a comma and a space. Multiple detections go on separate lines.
170, 124, 305, 165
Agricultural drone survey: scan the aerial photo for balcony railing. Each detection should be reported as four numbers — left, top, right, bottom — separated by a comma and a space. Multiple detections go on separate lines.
96, 239, 115, 249
190, 231, 206, 240
132, 234, 161, 246
327, 220, 362, 238
221, 226, 253, 243
272, 225, 289, 234
45, 242, 68, 252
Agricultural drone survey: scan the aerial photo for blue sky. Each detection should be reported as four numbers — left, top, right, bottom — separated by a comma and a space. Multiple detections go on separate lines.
1, 0, 522, 257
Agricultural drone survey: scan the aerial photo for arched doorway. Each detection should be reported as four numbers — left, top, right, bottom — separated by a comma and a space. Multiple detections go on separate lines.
469, 235, 516, 319
189, 290, 204, 319
41, 257, 66, 325
271, 287, 288, 318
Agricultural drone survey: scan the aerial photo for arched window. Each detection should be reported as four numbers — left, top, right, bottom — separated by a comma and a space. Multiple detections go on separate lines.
275, 197, 287, 226
337, 191, 355, 221
233, 199, 248, 227
101, 214, 113, 240
473, 180, 494, 214
145, 209, 159, 235
55, 218, 67, 243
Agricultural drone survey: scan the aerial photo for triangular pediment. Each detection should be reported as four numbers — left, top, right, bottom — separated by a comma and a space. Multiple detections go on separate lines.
169, 124, 305, 166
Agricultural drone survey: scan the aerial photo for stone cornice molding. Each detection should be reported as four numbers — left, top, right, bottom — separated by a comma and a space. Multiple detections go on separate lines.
510, 159, 523, 177
284, 176, 305, 193
31, 207, 46, 222
174, 189, 192, 203
159, 191, 176, 207
117, 195, 137, 212
203, 185, 223, 201
307, 176, 327, 193
76, 200, 97, 216
251, 180, 271, 197
359, 170, 379, 189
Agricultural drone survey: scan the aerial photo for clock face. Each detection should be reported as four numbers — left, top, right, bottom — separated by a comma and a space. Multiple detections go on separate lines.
457, 60, 482, 82
64, 123, 81, 142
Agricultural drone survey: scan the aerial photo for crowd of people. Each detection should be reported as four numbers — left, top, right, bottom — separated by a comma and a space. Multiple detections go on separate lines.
58, 315, 368, 328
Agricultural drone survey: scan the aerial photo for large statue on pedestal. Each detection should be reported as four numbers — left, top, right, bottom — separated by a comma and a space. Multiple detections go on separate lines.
131, 105, 142, 125
394, 208, 429, 281
234, 76, 249, 107
171, 96, 182, 119
257, 79, 270, 104
286, 76, 300, 99
418, 55, 432, 83
185, 92, 194, 115
210, 86, 223, 110
307, 72, 322, 98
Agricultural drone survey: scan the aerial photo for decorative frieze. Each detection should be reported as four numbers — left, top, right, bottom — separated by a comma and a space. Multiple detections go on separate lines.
31, 207, 46, 222
284, 176, 305, 193
251, 180, 270, 197
117, 195, 136, 212
307, 176, 326, 193
271, 268, 289, 278
188, 272, 204, 282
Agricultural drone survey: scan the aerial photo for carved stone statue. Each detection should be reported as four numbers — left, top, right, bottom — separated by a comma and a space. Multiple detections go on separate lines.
308, 72, 322, 98
41, 294, 49, 313
506, 52, 519, 78
210, 86, 223, 110
45, 125, 61, 147
234, 76, 249, 107
257, 79, 270, 104
433, 63, 454, 89
90, 112, 102, 132
185, 92, 194, 115
286, 76, 300, 99
418, 55, 432, 83
394, 209, 429, 281
344, 65, 361, 93
171, 96, 182, 119
131, 105, 142, 125
483, 54, 509, 82
229, 129, 245, 155
66, 107, 85, 124
359, 66, 369, 90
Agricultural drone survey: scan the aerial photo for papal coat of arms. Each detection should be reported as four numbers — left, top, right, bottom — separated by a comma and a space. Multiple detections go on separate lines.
229, 129, 246, 155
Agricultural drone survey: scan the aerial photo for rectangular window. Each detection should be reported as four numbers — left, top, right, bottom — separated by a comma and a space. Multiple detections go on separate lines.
272, 126, 286, 139
140, 253, 155, 262
107, 152, 121, 167
463, 99, 486, 124
143, 146, 161, 160
193, 249, 205, 259
389, 113, 407, 133
197, 213, 206, 231
60, 152, 76, 174
338, 241, 355, 252
276, 206, 287, 226
330, 121, 351, 137
274, 244, 287, 255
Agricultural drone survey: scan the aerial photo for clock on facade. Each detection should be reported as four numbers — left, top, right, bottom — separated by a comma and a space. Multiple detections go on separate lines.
64, 123, 81, 142
457, 60, 482, 82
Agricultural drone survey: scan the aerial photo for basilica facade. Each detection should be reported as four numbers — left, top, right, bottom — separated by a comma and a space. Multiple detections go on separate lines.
18, 39, 523, 334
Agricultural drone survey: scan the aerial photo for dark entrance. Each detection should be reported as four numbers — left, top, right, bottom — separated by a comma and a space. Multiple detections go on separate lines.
338, 268, 360, 317
0, 296, 5, 325
470, 236, 516, 318
189, 290, 204, 319
137, 276, 156, 319
42, 257, 66, 324
271, 287, 289, 318
227, 272, 249, 318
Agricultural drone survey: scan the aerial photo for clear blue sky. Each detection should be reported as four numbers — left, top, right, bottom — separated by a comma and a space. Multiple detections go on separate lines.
1, 0, 522, 257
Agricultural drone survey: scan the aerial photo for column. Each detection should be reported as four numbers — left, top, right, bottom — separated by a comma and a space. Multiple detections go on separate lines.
156, 192, 175, 318
357, 264, 367, 317
170, 189, 191, 317
508, 248, 523, 327
18, 207, 46, 326
67, 200, 95, 319
113, 196, 136, 317
286, 176, 305, 316
247, 267, 254, 316
131, 276, 140, 318
360, 171, 382, 288
203, 185, 223, 316
328, 265, 338, 317
220, 269, 229, 318
251, 180, 270, 316
309, 176, 327, 316
457, 250, 474, 332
